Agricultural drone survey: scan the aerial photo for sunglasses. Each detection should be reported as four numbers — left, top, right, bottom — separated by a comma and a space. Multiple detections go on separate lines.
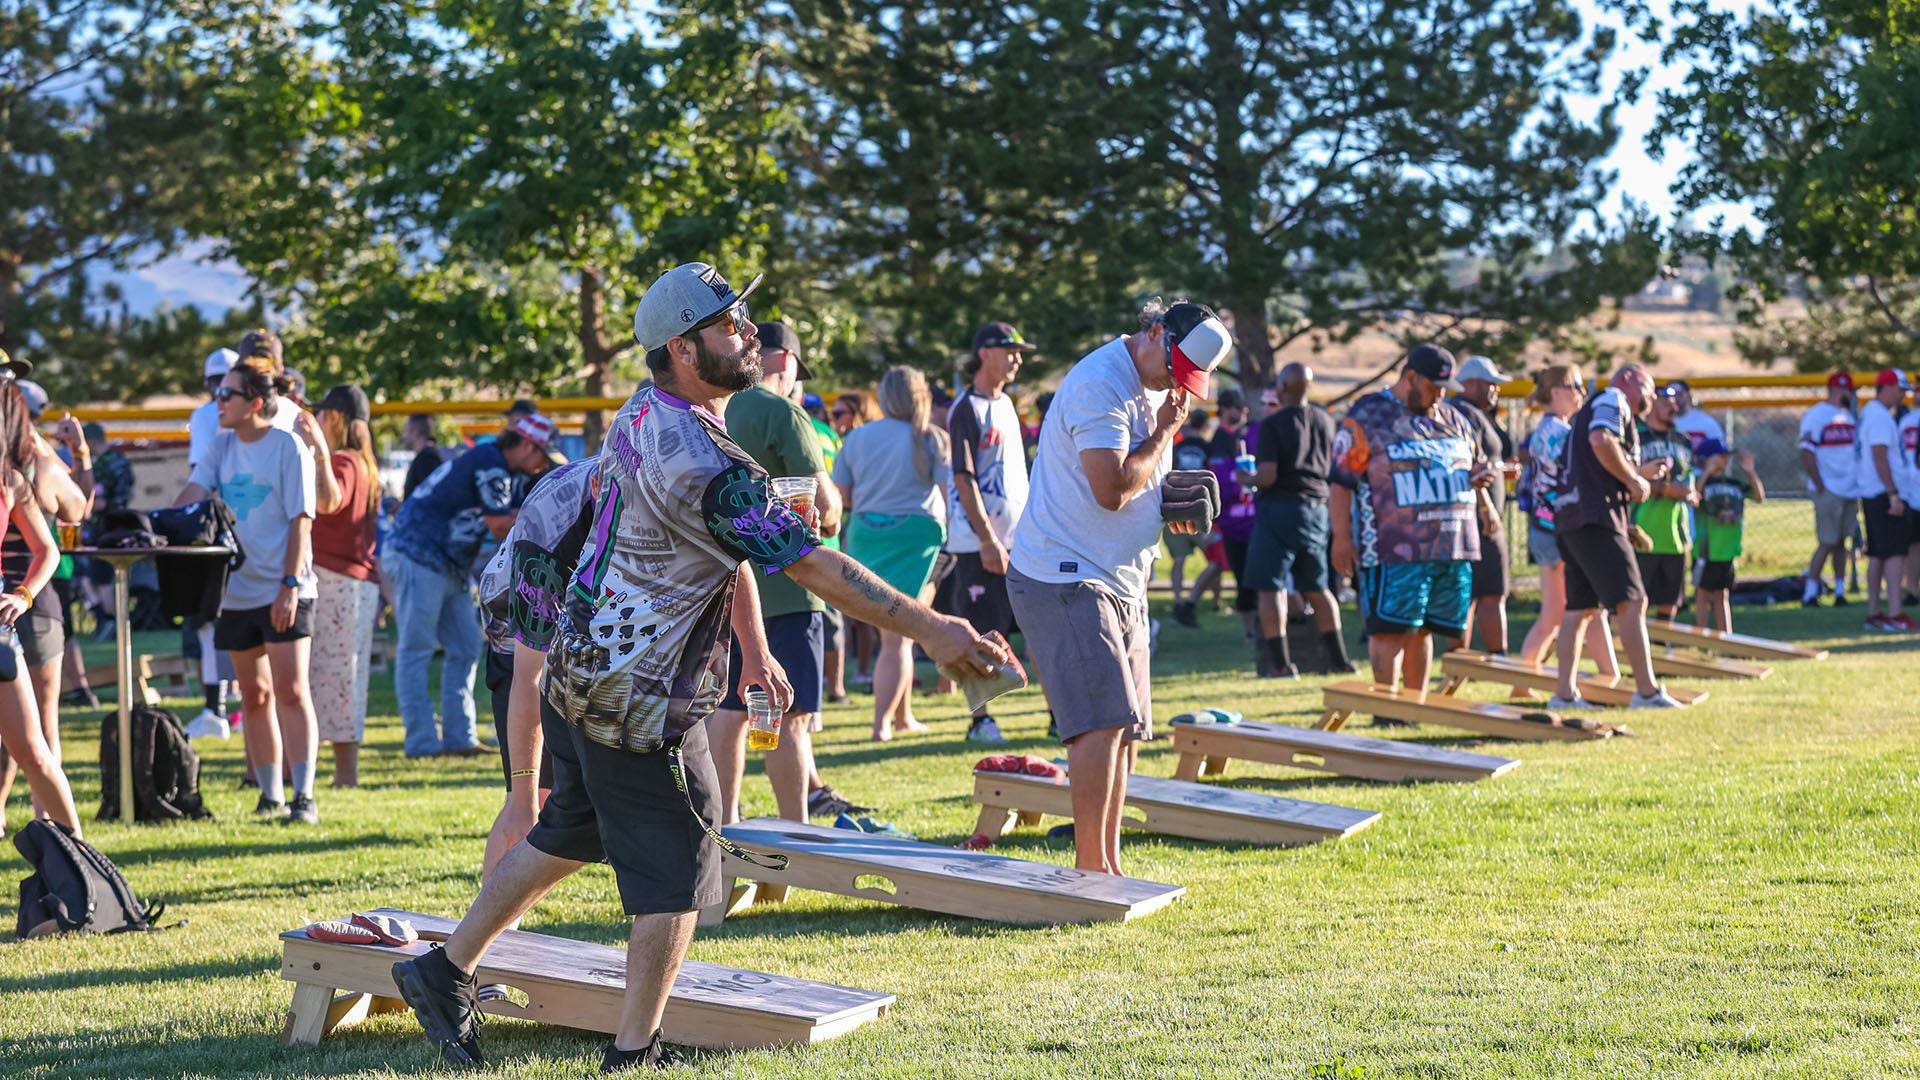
214, 387, 256, 403
831, 407, 851, 418
1552, 383, 1585, 395
688, 302, 751, 337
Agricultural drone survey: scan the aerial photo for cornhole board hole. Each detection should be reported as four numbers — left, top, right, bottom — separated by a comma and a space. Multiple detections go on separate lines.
1627, 644, 1773, 681
279, 908, 891, 1049
1319, 681, 1616, 741
971, 768, 1380, 847
1438, 650, 1708, 708
1170, 718, 1518, 784
1644, 620, 1827, 662
702, 818, 1184, 927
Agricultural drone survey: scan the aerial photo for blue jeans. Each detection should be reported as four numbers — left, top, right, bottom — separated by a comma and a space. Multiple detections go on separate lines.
384, 550, 482, 756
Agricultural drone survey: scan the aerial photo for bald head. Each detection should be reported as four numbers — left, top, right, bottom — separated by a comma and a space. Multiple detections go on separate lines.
1610, 364, 1656, 416
1277, 362, 1312, 407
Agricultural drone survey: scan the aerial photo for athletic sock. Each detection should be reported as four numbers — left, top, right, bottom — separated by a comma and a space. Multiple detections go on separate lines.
256, 764, 285, 804
1319, 630, 1351, 672
1803, 578, 1822, 603
1265, 635, 1292, 672
289, 760, 315, 799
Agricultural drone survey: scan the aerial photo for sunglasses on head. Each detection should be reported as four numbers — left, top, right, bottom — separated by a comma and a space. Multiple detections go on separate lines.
688, 302, 750, 337
214, 387, 256, 403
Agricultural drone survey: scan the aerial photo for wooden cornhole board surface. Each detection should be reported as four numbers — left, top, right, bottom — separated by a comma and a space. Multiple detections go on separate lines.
707, 818, 1184, 926
970, 768, 1380, 846
1320, 681, 1614, 741
278, 908, 891, 1049
1644, 619, 1827, 661
1626, 643, 1773, 681
1439, 650, 1708, 707
1169, 719, 1518, 784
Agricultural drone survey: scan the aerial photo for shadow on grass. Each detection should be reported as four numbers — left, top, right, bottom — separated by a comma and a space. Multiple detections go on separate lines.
0, 953, 264, 996
103, 832, 416, 869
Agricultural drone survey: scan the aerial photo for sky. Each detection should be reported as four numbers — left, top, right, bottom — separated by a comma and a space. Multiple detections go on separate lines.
120, 1, 1722, 320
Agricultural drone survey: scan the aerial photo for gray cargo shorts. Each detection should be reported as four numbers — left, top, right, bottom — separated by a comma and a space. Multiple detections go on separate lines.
1005, 567, 1152, 744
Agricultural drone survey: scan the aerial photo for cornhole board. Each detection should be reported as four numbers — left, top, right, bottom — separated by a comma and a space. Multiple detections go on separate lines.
1644, 620, 1827, 662
1319, 681, 1615, 741
1438, 650, 1708, 708
1627, 644, 1773, 681
702, 818, 1184, 927
1170, 719, 1518, 784
970, 767, 1380, 846
278, 908, 891, 1049
84, 655, 159, 707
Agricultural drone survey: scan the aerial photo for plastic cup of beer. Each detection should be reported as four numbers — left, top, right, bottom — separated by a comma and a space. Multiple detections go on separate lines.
744, 689, 782, 751
57, 522, 81, 549
770, 476, 817, 517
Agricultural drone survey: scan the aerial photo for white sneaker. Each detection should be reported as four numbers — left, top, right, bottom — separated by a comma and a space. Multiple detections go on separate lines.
1546, 695, 1590, 712
1630, 687, 1686, 709
185, 708, 231, 740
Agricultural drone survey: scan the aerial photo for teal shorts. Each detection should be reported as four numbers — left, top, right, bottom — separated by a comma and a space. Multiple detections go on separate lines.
1357, 560, 1471, 638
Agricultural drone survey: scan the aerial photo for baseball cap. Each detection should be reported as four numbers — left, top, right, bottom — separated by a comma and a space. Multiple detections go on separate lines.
509, 412, 567, 465
802, 392, 824, 411
204, 347, 237, 379
237, 329, 283, 365
1875, 369, 1911, 390
16, 379, 48, 418
1828, 371, 1854, 389
972, 322, 1038, 354
1216, 387, 1247, 409
756, 321, 815, 380
504, 398, 539, 417
1406, 343, 1462, 391
1163, 302, 1232, 400
1656, 381, 1684, 398
0, 346, 29, 377
1696, 437, 1730, 461
82, 421, 106, 443
1455, 355, 1510, 384
316, 385, 371, 423
632, 262, 763, 352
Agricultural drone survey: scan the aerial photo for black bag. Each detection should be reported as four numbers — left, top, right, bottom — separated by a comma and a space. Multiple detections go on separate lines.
13, 819, 167, 937
97, 706, 214, 823
91, 507, 162, 550
150, 497, 241, 620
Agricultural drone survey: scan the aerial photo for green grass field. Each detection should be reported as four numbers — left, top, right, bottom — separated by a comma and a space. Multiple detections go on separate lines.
4, 599, 1919, 1078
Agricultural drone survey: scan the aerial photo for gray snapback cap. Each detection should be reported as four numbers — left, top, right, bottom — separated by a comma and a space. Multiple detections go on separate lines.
632, 262, 764, 352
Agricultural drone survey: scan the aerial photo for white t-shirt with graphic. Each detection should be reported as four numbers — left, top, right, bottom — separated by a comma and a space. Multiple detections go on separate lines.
1895, 411, 1920, 504
1798, 401, 1861, 497
945, 387, 1030, 553
1856, 399, 1900, 499
188, 427, 318, 609
1672, 408, 1725, 453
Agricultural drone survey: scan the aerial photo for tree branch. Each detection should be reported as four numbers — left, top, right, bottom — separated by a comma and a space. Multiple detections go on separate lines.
1863, 277, 1920, 343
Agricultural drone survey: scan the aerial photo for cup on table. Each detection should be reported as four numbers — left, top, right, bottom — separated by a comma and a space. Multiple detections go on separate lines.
744, 689, 782, 751
770, 476, 818, 519
57, 521, 81, 549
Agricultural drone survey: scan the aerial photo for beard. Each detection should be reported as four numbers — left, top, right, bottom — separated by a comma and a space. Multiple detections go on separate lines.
695, 336, 762, 392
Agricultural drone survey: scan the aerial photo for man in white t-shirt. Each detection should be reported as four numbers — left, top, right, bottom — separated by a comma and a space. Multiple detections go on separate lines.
1007, 300, 1230, 876
1666, 380, 1727, 453
1896, 395, 1920, 609
1798, 372, 1862, 606
947, 321, 1036, 744
187, 348, 238, 470
184, 347, 241, 737
1856, 370, 1913, 630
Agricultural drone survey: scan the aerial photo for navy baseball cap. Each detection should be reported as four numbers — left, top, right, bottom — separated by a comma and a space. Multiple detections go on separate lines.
1406, 344, 1461, 391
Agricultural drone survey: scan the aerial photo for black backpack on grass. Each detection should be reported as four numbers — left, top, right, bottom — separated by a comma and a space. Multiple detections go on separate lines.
12, 820, 167, 938
97, 706, 213, 823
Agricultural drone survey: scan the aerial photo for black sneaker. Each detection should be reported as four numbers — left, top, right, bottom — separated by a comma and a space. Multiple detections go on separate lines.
806, 786, 872, 820
392, 945, 485, 1066
601, 1030, 684, 1072
62, 687, 101, 709
284, 795, 319, 825
1171, 600, 1199, 629
253, 792, 287, 817
1262, 662, 1299, 680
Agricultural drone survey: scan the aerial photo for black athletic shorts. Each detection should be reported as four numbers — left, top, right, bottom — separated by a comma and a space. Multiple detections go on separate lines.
1470, 533, 1510, 600
820, 606, 842, 653
525, 699, 724, 916
1699, 560, 1736, 592
486, 647, 553, 790
1635, 552, 1688, 609
1560, 525, 1643, 612
719, 611, 824, 716
951, 551, 1017, 637
929, 550, 959, 614
1862, 494, 1914, 560
213, 599, 314, 651
1222, 538, 1256, 613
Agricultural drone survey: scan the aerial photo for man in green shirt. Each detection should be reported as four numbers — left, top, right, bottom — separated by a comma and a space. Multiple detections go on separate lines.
1634, 386, 1699, 619
795, 388, 852, 700
710, 321, 871, 824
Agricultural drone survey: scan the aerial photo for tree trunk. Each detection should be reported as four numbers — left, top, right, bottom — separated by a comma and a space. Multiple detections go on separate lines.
1202, 16, 1274, 394
0, 254, 20, 355
578, 264, 615, 452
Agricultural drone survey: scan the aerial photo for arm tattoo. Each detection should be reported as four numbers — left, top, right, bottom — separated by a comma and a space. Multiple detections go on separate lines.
839, 555, 905, 622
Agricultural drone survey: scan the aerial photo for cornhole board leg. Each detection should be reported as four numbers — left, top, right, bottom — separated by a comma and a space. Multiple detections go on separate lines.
1317, 708, 1353, 732
284, 984, 405, 1045
1173, 751, 1208, 781
974, 804, 1016, 842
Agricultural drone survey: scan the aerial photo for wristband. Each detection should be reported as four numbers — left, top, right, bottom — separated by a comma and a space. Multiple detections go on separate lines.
11, 585, 33, 605
508, 768, 537, 780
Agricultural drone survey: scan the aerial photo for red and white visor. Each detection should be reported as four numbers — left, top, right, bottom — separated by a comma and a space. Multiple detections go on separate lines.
1169, 316, 1233, 400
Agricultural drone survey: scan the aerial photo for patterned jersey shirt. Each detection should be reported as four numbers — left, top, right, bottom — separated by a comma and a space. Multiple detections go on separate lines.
543, 386, 819, 754
479, 460, 597, 656
1329, 389, 1483, 566
390, 442, 521, 576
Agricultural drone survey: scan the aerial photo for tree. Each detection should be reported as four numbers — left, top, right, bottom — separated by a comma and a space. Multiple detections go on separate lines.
202, 0, 786, 442
1, 0, 230, 401
1657, 0, 1920, 360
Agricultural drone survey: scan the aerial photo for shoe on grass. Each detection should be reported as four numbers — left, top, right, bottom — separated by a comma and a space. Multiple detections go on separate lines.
284, 795, 319, 825
1865, 615, 1890, 632
856, 816, 914, 840
253, 793, 287, 817
1630, 687, 1685, 709
185, 709, 230, 741
1888, 614, 1917, 631
601, 1030, 683, 1073
965, 715, 1006, 744
392, 945, 484, 1066
1545, 694, 1591, 712
807, 785, 871, 821
1171, 600, 1199, 629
